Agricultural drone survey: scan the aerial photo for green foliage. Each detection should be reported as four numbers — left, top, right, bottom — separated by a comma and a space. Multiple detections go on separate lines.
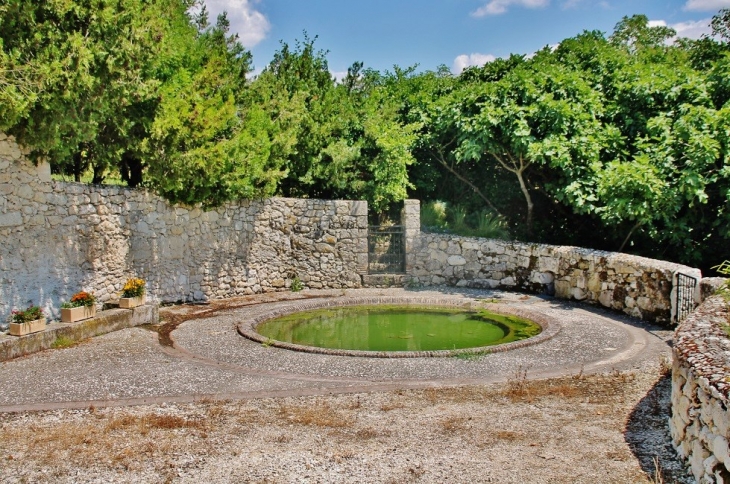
420, 201, 448, 228
420, 201, 509, 239
610, 14, 676, 52
3, 3, 730, 270
1, 0, 171, 182
290, 277, 303, 292
51, 336, 78, 349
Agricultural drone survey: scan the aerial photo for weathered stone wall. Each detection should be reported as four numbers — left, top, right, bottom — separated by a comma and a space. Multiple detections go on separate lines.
0, 133, 367, 322
410, 233, 701, 324
671, 294, 730, 483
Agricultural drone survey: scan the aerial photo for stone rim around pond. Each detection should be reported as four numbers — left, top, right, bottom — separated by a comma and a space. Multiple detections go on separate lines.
237, 296, 561, 358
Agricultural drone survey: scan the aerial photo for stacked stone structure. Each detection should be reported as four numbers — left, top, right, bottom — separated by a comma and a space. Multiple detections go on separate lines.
409, 233, 699, 325
0, 131, 701, 326
0, 133, 367, 321
672, 291, 730, 482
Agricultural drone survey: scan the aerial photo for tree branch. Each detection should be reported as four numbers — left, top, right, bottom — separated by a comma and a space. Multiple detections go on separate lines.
431, 148, 504, 217
618, 221, 642, 253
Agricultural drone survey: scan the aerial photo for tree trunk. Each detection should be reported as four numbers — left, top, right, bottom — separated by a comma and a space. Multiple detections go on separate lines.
92, 163, 105, 185
515, 168, 534, 236
72, 152, 82, 182
618, 221, 642, 252
432, 150, 504, 217
120, 152, 144, 188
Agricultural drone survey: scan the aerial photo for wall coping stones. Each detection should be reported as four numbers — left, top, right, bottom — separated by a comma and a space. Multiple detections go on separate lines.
674, 295, 730, 402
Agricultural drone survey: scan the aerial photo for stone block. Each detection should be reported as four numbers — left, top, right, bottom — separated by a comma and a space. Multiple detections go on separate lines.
530, 271, 554, 284
554, 280, 571, 298
714, 436, 729, 465
447, 255, 466, 266
0, 211, 22, 227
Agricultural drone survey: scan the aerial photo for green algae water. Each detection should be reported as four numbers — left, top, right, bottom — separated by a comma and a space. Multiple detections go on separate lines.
257, 306, 541, 352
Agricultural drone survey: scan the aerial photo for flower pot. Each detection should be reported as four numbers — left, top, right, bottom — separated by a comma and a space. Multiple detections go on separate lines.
61, 305, 96, 323
119, 295, 145, 309
9, 318, 46, 336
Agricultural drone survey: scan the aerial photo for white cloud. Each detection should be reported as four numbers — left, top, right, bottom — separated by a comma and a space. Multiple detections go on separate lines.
203, 0, 271, 48
561, 0, 583, 8
683, 0, 730, 12
672, 19, 713, 39
330, 70, 348, 82
452, 53, 497, 74
471, 0, 549, 17
649, 18, 713, 41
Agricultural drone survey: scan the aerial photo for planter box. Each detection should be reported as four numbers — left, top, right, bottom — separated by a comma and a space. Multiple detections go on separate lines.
61, 305, 96, 323
119, 295, 145, 309
9, 318, 46, 336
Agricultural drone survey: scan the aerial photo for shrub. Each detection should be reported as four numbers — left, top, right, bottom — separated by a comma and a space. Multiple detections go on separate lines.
420, 201, 509, 240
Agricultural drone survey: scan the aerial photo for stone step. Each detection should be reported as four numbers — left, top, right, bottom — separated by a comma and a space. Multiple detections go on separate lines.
361, 274, 407, 288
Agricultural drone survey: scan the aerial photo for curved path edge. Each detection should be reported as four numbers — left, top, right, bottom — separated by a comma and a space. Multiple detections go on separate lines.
0, 290, 670, 413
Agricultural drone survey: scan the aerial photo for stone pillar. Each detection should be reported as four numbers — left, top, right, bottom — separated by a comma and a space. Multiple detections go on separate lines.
401, 200, 420, 276
353, 200, 369, 275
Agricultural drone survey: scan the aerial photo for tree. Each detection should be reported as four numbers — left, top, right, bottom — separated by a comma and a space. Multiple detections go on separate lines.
609, 14, 676, 52
0, 0, 175, 181
438, 56, 610, 235
142, 10, 285, 206
246, 37, 417, 213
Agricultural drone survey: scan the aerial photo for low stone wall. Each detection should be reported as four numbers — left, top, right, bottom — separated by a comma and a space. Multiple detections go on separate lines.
0, 304, 157, 362
0, 133, 367, 322
0, 130, 703, 327
671, 294, 730, 482
410, 234, 700, 324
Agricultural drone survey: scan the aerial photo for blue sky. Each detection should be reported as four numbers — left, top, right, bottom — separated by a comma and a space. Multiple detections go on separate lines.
202, 0, 730, 76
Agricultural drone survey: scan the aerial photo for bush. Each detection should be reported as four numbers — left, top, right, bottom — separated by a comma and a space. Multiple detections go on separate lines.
420, 201, 509, 240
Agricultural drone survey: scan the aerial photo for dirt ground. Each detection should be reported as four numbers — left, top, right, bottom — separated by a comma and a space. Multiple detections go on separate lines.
0, 365, 691, 483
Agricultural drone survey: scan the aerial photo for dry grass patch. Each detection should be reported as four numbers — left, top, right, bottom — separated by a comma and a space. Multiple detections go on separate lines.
354, 426, 381, 440
439, 415, 471, 433
379, 400, 406, 412
277, 401, 353, 428
500, 370, 637, 403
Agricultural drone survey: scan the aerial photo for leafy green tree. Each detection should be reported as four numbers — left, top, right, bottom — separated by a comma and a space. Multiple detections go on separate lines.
141, 10, 286, 206
609, 14, 676, 52
246, 37, 417, 213
0, 0, 173, 181
438, 56, 611, 235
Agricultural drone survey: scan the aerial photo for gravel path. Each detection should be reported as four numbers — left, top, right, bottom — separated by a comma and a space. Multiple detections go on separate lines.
0, 288, 691, 482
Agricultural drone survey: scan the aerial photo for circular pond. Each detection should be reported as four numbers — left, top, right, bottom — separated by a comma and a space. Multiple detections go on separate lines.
238, 297, 558, 357
257, 306, 541, 352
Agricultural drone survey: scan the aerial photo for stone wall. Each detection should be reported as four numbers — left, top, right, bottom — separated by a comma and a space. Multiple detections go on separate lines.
0, 133, 367, 322
409, 233, 701, 324
1, 129, 703, 327
671, 294, 730, 482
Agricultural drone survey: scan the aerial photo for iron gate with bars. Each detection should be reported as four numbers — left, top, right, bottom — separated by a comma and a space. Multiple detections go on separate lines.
675, 272, 698, 323
367, 225, 405, 274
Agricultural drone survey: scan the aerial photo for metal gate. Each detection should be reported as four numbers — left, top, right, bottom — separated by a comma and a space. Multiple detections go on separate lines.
368, 225, 405, 274
675, 272, 698, 323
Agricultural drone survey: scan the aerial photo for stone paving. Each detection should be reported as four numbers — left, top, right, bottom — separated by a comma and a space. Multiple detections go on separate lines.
0, 288, 674, 412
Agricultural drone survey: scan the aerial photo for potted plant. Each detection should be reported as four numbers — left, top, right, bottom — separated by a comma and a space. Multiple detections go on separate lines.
60, 291, 97, 323
119, 277, 146, 308
8, 305, 46, 336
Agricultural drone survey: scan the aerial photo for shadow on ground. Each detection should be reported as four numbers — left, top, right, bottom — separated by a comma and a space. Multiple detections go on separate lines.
624, 372, 692, 483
